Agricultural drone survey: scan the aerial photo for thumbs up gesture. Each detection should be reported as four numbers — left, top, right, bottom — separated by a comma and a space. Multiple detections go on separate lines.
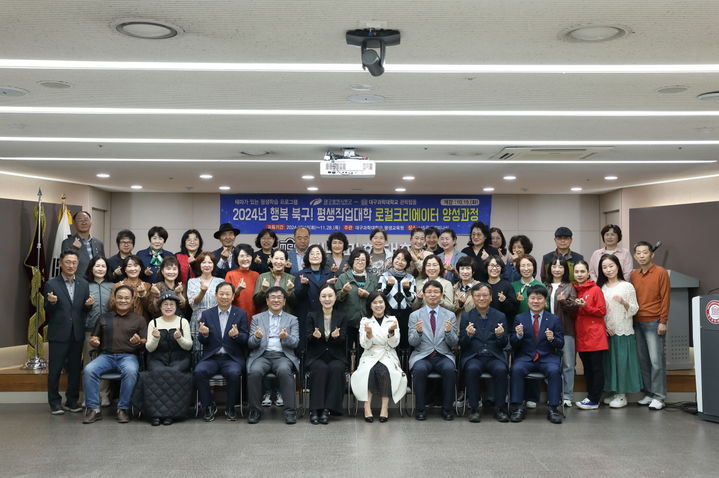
198, 321, 209, 336
300, 274, 309, 285
286, 280, 295, 293
47, 291, 58, 303
466, 322, 476, 336
228, 323, 239, 338
313, 327, 321, 339
236, 277, 246, 293
515, 323, 524, 337
545, 328, 554, 342
72, 237, 82, 250
261, 277, 270, 291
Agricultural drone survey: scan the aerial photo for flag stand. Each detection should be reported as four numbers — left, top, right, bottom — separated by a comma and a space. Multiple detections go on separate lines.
24, 188, 47, 370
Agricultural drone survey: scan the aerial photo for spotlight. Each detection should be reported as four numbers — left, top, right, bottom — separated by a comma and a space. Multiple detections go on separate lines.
346, 28, 401, 77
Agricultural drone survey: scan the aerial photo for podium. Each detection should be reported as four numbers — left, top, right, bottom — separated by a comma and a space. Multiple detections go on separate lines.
692, 295, 719, 422
666, 270, 699, 369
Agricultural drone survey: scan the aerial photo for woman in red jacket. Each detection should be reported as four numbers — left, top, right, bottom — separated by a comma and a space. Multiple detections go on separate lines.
572, 260, 607, 410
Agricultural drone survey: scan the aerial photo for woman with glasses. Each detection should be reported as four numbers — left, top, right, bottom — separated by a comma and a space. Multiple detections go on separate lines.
461, 221, 499, 283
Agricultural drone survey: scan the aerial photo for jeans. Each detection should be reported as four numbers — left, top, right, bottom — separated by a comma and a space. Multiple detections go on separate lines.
83, 353, 139, 410
562, 336, 576, 401
634, 320, 666, 400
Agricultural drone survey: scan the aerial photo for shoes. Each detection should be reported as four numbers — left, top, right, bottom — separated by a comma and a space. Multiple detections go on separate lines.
547, 406, 563, 424
609, 394, 628, 408
261, 393, 272, 407
101, 396, 111, 408
649, 399, 665, 410
379, 416, 388, 423
274, 393, 284, 407
494, 409, 510, 423
319, 409, 329, 425
637, 395, 653, 406
247, 409, 261, 424
116, 409, 130, 423
576, 398, 600, 410
310, 411, 320, 425
563, 399, 573, 408
469, 409, 481, 423
509, 407, 526, 423
225, 407, 238, 421
151, 417, 161, 426
82, 409, 102, 424
63, 402, 83, 413
603, 394, 615, 405
50, 405, 65, 415
364, 416, 374, 423
441, 409, 455, 421
203, 404, 217, 422
415, 409, 427, 421
162, 417, 173, 425
525, 400, 537, 409
284, 410, 297, 425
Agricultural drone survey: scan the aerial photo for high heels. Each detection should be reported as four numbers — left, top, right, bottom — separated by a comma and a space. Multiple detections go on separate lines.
379, 416, 388, 423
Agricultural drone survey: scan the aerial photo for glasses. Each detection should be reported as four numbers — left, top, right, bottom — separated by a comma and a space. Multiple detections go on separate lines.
488, 264, 501, 269
268, 295, 285, 301
119, 240, 133, 245
474, 294, 491, 299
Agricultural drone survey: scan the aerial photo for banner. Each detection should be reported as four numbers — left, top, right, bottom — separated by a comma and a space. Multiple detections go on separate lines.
220, 194, 492, 235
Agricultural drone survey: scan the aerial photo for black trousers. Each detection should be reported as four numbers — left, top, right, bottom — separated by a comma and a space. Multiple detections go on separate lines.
48, 339, 83, 407
193, 355, 243, 408
412, 355, 456, 412
579, 350, 605, 403
308, 355, 345, 412
464, 356, 508, 410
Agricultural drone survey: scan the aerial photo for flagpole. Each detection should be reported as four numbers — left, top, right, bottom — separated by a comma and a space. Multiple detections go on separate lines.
24, 188, 47, 370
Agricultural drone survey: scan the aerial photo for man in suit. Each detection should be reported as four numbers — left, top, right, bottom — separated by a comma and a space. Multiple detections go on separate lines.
247, 286, 300, 424
61, 210, 105, 279
44, 250, 93, 415
408, 279, 458, 421
509, 284, 564, 424
194, 282, 249, 422
287, 226, 311, 275
459, 282, 510, 423
212, 223, 240, 278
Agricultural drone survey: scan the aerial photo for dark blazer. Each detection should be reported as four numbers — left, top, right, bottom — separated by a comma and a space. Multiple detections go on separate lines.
304, 310, 348, 368
197, 305, 249, 365
459, 307, 509, 368
61, 235, 105, 279
43, 275, 90, 343
510, 310, 564, 363
213, 246, 237, 278
294, 267, 335, 320
136, 248, 174, 284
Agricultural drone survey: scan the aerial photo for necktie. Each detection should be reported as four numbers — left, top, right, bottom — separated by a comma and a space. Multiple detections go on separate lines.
532, 314, 540, 361
430, 310, 436, 334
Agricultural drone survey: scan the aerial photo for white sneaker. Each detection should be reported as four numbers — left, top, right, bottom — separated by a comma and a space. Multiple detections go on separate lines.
648, 399, 665, 410
562, 399, 573, 408
603, 394, 615, 405
274, 392, 284, 407
261, 393, 272, 407
609, 394, 627, 408
525, 400, 537, 409
575, 398, 599, 410
637, 395, 653, 406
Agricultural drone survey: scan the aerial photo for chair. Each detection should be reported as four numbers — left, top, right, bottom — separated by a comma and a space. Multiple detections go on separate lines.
194, 373, 244, 417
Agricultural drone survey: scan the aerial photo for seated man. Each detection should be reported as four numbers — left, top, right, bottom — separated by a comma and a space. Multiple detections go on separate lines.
509, 284, 564, 424
194, 282, 249, 422
408, 279, 458, 421
459, 282, 510, 423
247, 286, 300, 424
82, 285, 146, 424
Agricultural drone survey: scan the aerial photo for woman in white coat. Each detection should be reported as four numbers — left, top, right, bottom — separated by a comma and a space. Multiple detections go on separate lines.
350, 291, 407, 422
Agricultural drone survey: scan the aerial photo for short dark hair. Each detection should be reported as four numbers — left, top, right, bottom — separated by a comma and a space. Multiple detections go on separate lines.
526, 284, 548, 298
326, 232, 349, 252
470, 282, 491, 295
265, 286, 288, 299
114, 284, 135, 297
633, 240, 654, 253
600, 224, 623, 242
509, 234, 534, 254
115, 229, 135, 247
422, 279, 443, 293
348, 247, 370, 270
544, 255, 570, 285
232, 243, 255, 265
302, 244, 327, 270
409, 227, 425, 239
489, 227, 507, 253
60, 249, 79, 261
255, 228, 278, 249
369, 227, 387, 241
180, 229, 204, 255
72, 210, 91, 221
365, 290, 388, 316
120, 254, 144, 274
215, 281, 236, 294
424, 226, 440, 237
148, 226, 168, 241
596, 253, 626, 287
468, 221, 490, 247
390, 248, 412, 271
516, 254, 538, 277
192, 251, 217, 276
483, 254, 505, 274
421, 254, 445, 278
270, 248, 288, 261
439, 228, 457, 241
158, 256, 180, 284
84, 256, 110, 282
456, 255, 476, 274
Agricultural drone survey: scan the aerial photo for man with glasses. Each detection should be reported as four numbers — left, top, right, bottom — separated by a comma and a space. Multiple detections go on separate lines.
246, 287, 300, 424
107, 230, 135, 282
62, 211, 105, 279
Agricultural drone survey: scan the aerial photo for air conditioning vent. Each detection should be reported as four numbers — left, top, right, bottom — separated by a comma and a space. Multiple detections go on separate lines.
491, 146, 613, 161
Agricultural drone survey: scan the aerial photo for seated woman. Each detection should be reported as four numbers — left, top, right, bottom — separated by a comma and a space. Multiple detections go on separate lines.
134, 291, 193, 426
350, 292, 407, 422
306, 285, 347, 425
147, 256, 187, 319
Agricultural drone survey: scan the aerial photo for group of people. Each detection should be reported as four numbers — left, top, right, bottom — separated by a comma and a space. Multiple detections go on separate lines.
43, 211, 671, 427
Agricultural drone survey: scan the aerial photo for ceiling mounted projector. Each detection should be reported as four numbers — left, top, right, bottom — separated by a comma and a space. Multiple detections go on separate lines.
321, 148, 375, 177
346, 28, 400, 77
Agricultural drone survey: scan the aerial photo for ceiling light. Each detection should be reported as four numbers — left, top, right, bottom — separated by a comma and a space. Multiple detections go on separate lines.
395, 187, 406, 192
657, 85, 688, 94
219, 185, 231, 191
199, 173, 213, 179
0, 86, 29, 97
96, 173, 110, 178
301, 174, 315, 180
503, 175, 516, 181
351, 84, 374, 91
130, 185, 143, 190
697, 91, 719, 102
37, 80, 72, 89
346, 28, 401, 77
604, 175, 618, 181
347, 94, 385, 103
571, 187, 583, 192
402, 175, 415, 181
114, 20, 180, 40
561, 25, 629, 42
307, 186, 319, 191
483, 187, 495, 192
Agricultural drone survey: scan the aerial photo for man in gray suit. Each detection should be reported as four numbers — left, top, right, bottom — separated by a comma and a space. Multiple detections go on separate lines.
61, 211, 105, 279
408, 279, 458, 420
247, 286, 300, 424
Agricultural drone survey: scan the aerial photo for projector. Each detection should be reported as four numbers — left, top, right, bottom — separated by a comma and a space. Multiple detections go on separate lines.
320, 149, 376, 177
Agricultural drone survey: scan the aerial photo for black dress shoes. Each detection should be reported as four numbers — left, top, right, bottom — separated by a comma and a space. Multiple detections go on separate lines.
441, 409, 455, 421
203, 404, 217, 422
310, 411, 320, 425
415, 409, 427, 421
364, 416, 374, 423
495, 408, 510, 423
319, 409, 329, 425
247, 408, 261, 424
285, 410, 297, 425
547, 406, 563, 424
225, 407, 238, 421
379, 415, 388, 423
509, 407, 526, 423
116, 409, 130, 423
468, 409, 481, 423
150, 417, 161, 426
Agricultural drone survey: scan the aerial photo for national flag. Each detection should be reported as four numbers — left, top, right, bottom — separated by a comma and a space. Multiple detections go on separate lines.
50, 202, 73, 279
23, 202, 47, 361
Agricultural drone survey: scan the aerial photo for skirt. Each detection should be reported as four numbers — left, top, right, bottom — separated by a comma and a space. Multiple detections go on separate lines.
603, 334, 643, 394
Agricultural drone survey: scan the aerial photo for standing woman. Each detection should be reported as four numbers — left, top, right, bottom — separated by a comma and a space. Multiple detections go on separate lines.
350, 292, 407, 422
326, 231, 350, 277
110, 255, 152, 321
544, 256, 578, 407
484, 255, 519, 323
148, 256, 186, 319
187, 252, 224, 352
573, 260, 608, 410
413, 255, 454, 311
306, 285, 347, 424
224, 244, 259, 321
437, 228, 467, 284
511, 255, 543, 315
253, 248, 296, 314
176, 229, 203, 284
83, 256, 113, 407
489, 227, 508, 259
367, 228, 391, 277
407, 228, 431, 277
251, 228, 279, 274
597, 254, 641, 408
137, 226, 174, 284
335, 248, 379, 354
453, 256, 479, 319
461, 221, 498, 283
295, 244, 335, 351
505, 235, 534, 283
378, 248, 417, 350
589, 224, 633, 282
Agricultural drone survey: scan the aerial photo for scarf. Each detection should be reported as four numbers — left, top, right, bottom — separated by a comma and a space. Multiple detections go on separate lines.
387, 268, 408, 280
149, 249, 164, 266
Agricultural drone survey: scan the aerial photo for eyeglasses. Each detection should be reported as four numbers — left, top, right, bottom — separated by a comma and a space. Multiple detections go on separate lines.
268, 295, 285, 301
119, 240, 133, 245
75, 218, 90, 223
488, 264, 501, 269
473, 294, 491, 299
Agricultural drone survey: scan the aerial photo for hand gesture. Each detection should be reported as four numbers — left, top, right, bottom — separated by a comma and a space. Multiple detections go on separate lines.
444, 320, 453, 333
254, 327, 264, 339
326, 277, 338, 285
606, 327, 615, 336
137, 282, 146, 296
557, 291, 567, 301
198, 321, 209, 336
466, 322, 476, 336
221, 246, 232, 259
545, 328, 554, 342
144, 267, 154, 277
129, 333, 141, 345
254, 255, 262, 265
494, 322, 505, 336
480, 249, 489, 260
300, 274, 309, 285
200, 279, 209, 292
187, 254, 196, 264
114, 266, 122, 278
72, 237, 82, 250
414, 321, 424, 333
331, 327, 340, 338
515, 323, 524, 337
47, 291, 58, 303
330, 263, 339, 273
575, 297, 586, 308
364, 322, 373, 339
658, 323, 667, 336
286, 280, 295, 293
228, 323, 239, 338
85, 295, 95, 307
516, 293, 524, 302
150, 284, 160, 297
357, 287, 369, 298
457, 291, 466, 305
173, 328, 183, 340
401, 279, 411, 290
342, 281, 352, 294
388, 320, 398, 332
151, 327, 161, 338
313, 327, 321, 339
497, 291, 506, 302
279, 328, 288, 340
387, 276, 396, 286
416, 290, 424, 300
88, 335, 101, 348
261, 277, 270, 292
174, 283, 184, 294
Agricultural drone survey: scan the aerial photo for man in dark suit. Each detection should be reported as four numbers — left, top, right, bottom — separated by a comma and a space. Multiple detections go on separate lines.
459, 282, 510, 423
509, 284, 564, 424
212, 223, 240, 278
194, 281, 249, 422
408, 280, 458, 421
61, 211, 105, 279
44, 250, 93, 415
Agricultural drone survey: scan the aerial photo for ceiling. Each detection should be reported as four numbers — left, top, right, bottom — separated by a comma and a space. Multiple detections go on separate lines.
1, 0, 719, 195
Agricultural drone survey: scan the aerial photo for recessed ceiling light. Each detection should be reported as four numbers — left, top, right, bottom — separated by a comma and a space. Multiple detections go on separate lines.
604, 175, 618, 181
395, 187, 406, 192
301, 174, 315, 180
561, 25, 629, 42
199, 173, 213, 179
697, 91, 719, 102
96, 173, 110, 178
657, 85, 688, 94
307, 186, 319, 191
503, 175, 516, 181
347, 94, 385, 103
0, 86, 29, 97
37, 80, 72, 89
483, 187, 495, 192
130, 184, 143, 190
402, 175, 415, 181
351, 84, 374, 91
219, 185, 231, 191
114, 20, 181, 40
571, 187, 583, 192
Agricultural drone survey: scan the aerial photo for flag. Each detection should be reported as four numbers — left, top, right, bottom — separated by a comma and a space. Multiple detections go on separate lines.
50, 202, 73, 279
24, 202, 47, 361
